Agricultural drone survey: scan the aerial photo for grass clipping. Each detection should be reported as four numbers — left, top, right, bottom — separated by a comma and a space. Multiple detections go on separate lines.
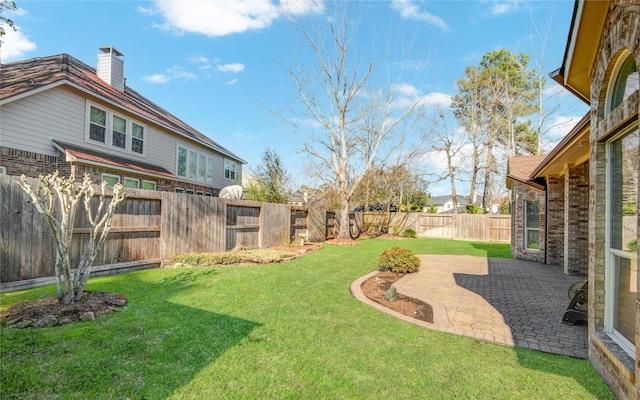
170, 249, 299, 267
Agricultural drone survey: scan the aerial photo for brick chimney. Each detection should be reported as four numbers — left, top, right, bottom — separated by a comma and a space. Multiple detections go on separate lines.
96, 46, 124, 90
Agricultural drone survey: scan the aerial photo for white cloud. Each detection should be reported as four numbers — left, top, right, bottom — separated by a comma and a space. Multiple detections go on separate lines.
227, 78, 239, 85
136, 6, 155, 16
393, 83, 452, 109
486, 1, 521, 16
218, 63, 245, 73
188, 55, 210, 64
151, 0, 323, 37
417, 92, 452, 108
390, 0, 448, 31
545, 114, 584, 141
142, 73, 169, 84
0, 23, 36, 61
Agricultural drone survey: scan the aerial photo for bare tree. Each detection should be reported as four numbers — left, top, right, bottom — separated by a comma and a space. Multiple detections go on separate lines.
17, 172, 126, 305
427, 109, 466, 213
285, 1, 426, 238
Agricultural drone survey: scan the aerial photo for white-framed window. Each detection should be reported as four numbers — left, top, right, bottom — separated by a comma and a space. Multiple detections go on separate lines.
123, 177, 140, 189
186, 189, 195, 195
607, 51, 639, 115
175, 187, 185, 194
605, 126, 638, 357
142, 180, 156, 191
101, 173, 120, 187
196, 191, 204, 196
89, 105, 107, 143
85, 101, 147, 156
176, 146, 215, 183
0, 166, 6, 175
224, 159, 236, 180
205, 192, 213, 197
131, 122, 145, 154
524, 200, 540, 250
188, 150, 197, 180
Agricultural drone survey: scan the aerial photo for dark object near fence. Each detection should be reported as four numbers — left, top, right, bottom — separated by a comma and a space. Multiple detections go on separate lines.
562, 280, 588, 325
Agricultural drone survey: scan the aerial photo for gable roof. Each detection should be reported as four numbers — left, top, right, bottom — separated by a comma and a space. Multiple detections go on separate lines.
0, 53, 245, 163
506, 155, 547, 190
426, 195, 478, 206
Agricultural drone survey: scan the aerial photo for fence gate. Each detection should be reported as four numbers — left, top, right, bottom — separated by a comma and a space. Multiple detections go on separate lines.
226, 203, 260, 251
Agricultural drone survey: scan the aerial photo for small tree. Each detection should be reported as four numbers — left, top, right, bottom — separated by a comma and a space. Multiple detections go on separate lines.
17, 172, 126, 305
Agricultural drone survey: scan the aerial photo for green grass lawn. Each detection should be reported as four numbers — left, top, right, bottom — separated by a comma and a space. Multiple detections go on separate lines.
1, 238, 612, 399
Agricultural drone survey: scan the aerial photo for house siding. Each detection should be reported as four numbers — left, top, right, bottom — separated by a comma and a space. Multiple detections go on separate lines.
510, 183, 545, 263
0, 86, 241, 193
588, 2, 640, 398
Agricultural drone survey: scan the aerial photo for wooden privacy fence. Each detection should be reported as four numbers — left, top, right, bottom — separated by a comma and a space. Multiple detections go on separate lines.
0, 176, 339, 291
361, 212, 511, 242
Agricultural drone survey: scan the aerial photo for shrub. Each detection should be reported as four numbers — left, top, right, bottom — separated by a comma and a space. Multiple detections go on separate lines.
402, 228, 416, 238
378, 246, 420, 273
390, 226, 402, 235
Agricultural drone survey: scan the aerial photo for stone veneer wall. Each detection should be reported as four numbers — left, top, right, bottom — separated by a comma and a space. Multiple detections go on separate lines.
588, 2, 640, 399
510, 182, 545, 263
545, 176, 565, 266
564, 161, 589, 276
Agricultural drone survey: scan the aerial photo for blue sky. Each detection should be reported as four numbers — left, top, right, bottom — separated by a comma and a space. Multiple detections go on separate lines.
2, 1, 588, 195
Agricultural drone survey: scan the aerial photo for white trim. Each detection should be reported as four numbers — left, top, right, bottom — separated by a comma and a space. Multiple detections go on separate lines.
604, 126, 638, 359
142, 180, 156, 191
101, 173, 120, 186
123, 177, 140, 189
0, 166, 6, 175
564, 0, 584, 83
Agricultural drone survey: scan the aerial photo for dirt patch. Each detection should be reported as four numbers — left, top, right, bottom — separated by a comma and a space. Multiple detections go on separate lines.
360, 270, 433, 323
1, 291, 128, 329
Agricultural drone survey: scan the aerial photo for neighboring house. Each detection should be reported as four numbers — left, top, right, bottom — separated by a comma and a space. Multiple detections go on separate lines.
288, 188, 321, 207
424, 194, 480, 214
0, 47, 245, 195
511, 1, 639, 397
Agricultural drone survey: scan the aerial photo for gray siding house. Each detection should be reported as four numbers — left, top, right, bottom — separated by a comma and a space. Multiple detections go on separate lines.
0, 46, 245, 195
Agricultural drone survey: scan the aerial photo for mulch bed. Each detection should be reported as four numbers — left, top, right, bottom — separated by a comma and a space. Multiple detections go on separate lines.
360, 270, 433, 323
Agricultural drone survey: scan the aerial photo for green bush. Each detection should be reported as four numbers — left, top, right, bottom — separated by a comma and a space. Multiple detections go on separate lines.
378, 246, 420, 273
402, 228, 416, 238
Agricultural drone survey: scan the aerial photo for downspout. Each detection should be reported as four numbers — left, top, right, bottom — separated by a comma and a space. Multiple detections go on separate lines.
544, 180, 548, 265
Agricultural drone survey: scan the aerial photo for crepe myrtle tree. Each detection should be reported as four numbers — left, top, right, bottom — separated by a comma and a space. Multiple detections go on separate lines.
18, 172, 126, 305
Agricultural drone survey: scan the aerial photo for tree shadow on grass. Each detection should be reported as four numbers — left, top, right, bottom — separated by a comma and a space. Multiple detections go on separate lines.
1, 268, 262, 399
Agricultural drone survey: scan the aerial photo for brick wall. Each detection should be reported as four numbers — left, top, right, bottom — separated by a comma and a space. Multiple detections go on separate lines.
1, 146, 71, 178
565, 162, 589, 276
510, 182, 545, 263
545, 176, 564, 266
1, 146, 221, 196
587, 2, 640, 398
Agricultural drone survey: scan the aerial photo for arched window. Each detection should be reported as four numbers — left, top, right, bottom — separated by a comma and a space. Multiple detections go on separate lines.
608, 52, 638, 114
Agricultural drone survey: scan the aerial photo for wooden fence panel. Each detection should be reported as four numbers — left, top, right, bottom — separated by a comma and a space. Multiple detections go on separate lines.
262, 202, 290, 248
418, 214, 454, 239
307, 207, 327, 242
453, 214, 487, 241
489, 216, 511, 242
290, 209, 307, 242
226, 201, 261, 251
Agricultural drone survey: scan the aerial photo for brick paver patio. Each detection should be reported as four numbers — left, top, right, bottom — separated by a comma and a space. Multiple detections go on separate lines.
351, 254, 588, 359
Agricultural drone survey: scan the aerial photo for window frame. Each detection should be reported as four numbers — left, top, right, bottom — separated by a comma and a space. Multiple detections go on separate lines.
101, 173, 121, 187
142, 180, 156, 191
224, 159, 236, 181
85, 101, 147, 156
0, 166, 6, 175
176, 145, 217, 183
175, 187, 185, 194
123, 177, 140, 189
524, 200, 540, 251
605, 124, 639, 358
606, 51, 639, 116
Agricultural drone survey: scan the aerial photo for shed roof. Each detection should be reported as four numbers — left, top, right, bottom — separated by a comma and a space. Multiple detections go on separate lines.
0, 53, 245, 163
